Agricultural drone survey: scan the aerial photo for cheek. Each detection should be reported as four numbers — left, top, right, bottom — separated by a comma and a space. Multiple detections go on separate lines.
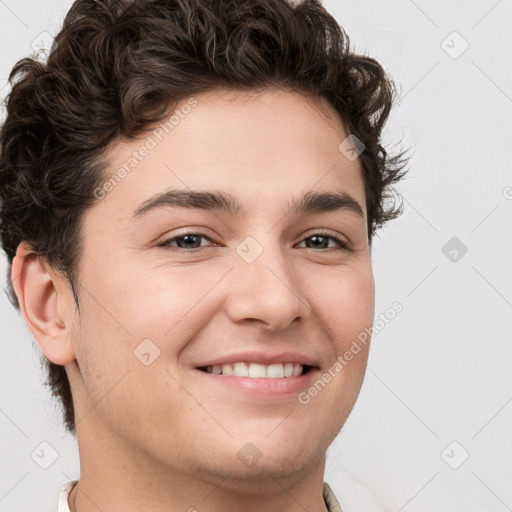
71, 298, 189, 443
82, 255, 219, 344
312, 263, 375, 350
72, 303, 135, 398
117, 265, 229, 351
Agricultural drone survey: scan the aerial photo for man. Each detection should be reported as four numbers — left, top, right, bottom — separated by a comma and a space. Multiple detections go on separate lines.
0, 0, 409, 510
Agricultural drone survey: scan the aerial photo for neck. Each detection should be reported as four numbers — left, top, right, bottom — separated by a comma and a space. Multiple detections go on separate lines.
68, 462, 330, 512
67, 416, 330, 512
64, 362, 331, 512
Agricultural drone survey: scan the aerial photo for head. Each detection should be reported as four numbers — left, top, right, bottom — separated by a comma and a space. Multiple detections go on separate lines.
0, 0, 408, 483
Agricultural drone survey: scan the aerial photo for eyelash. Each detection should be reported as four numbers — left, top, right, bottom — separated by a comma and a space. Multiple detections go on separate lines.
157, 230, 350, 252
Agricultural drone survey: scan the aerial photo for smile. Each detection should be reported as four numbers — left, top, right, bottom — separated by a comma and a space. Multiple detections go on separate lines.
198, 362, 311, 378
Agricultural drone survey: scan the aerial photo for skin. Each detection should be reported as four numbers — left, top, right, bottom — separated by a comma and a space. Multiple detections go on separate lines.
12, 87, 375, 512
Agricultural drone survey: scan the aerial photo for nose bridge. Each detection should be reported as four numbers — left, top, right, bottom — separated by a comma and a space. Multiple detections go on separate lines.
226, 233, 306, 329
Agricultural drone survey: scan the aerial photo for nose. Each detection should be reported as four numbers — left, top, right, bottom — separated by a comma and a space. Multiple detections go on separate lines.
224, 238, 310, 332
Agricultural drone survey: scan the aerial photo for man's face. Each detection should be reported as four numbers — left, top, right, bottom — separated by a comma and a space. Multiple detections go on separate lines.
67, 88, 375, 483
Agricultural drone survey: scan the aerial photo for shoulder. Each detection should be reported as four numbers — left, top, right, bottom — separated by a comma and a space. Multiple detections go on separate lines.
325, 466, 386, 512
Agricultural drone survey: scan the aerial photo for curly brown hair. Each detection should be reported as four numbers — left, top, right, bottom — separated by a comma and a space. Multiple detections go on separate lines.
0, 0, 410, 436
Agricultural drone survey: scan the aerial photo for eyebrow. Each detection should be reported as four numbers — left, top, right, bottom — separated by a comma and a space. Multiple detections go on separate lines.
132, 188, 365, 220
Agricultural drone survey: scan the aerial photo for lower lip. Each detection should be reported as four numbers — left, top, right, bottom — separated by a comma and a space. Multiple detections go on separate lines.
194, 368, 319, 397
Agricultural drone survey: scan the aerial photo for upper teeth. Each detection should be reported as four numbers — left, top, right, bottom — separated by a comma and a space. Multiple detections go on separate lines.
205, 362, 303, 378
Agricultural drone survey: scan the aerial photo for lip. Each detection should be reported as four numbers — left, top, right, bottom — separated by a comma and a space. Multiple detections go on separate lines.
194, 365, 320, 397
194, 350, 319, 368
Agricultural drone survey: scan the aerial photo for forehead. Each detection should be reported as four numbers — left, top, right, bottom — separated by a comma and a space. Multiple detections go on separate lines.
94, 87, 366, 220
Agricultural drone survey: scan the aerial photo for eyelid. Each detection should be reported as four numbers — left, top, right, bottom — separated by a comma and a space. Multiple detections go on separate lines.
156, 228, 215, 249
157, 228, 351, 251
155, 226, 214, 244
300, 228, 350, 248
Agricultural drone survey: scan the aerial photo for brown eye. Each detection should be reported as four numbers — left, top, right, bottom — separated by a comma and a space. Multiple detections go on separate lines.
158, 232, 215, 251
297, 233, 349, 250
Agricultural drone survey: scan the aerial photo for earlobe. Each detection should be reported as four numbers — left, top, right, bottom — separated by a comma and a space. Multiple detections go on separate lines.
11, 242, 76, 365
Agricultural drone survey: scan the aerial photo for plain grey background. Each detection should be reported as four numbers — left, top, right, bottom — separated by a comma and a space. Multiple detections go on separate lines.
1, 1, 511, 511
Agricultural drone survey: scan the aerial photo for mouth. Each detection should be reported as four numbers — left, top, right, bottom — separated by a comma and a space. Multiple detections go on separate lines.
196, 362, 313, 378
194, 361, 318, 397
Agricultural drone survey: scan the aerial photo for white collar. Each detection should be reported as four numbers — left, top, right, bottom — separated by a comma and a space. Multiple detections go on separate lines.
57, 480, 78, 512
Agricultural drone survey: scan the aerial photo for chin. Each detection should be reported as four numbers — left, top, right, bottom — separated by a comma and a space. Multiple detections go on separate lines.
240, 439, 320, 479
189, 436, 320, 488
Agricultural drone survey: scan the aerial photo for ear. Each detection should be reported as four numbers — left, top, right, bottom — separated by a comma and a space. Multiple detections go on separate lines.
10, 241, 76, 365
